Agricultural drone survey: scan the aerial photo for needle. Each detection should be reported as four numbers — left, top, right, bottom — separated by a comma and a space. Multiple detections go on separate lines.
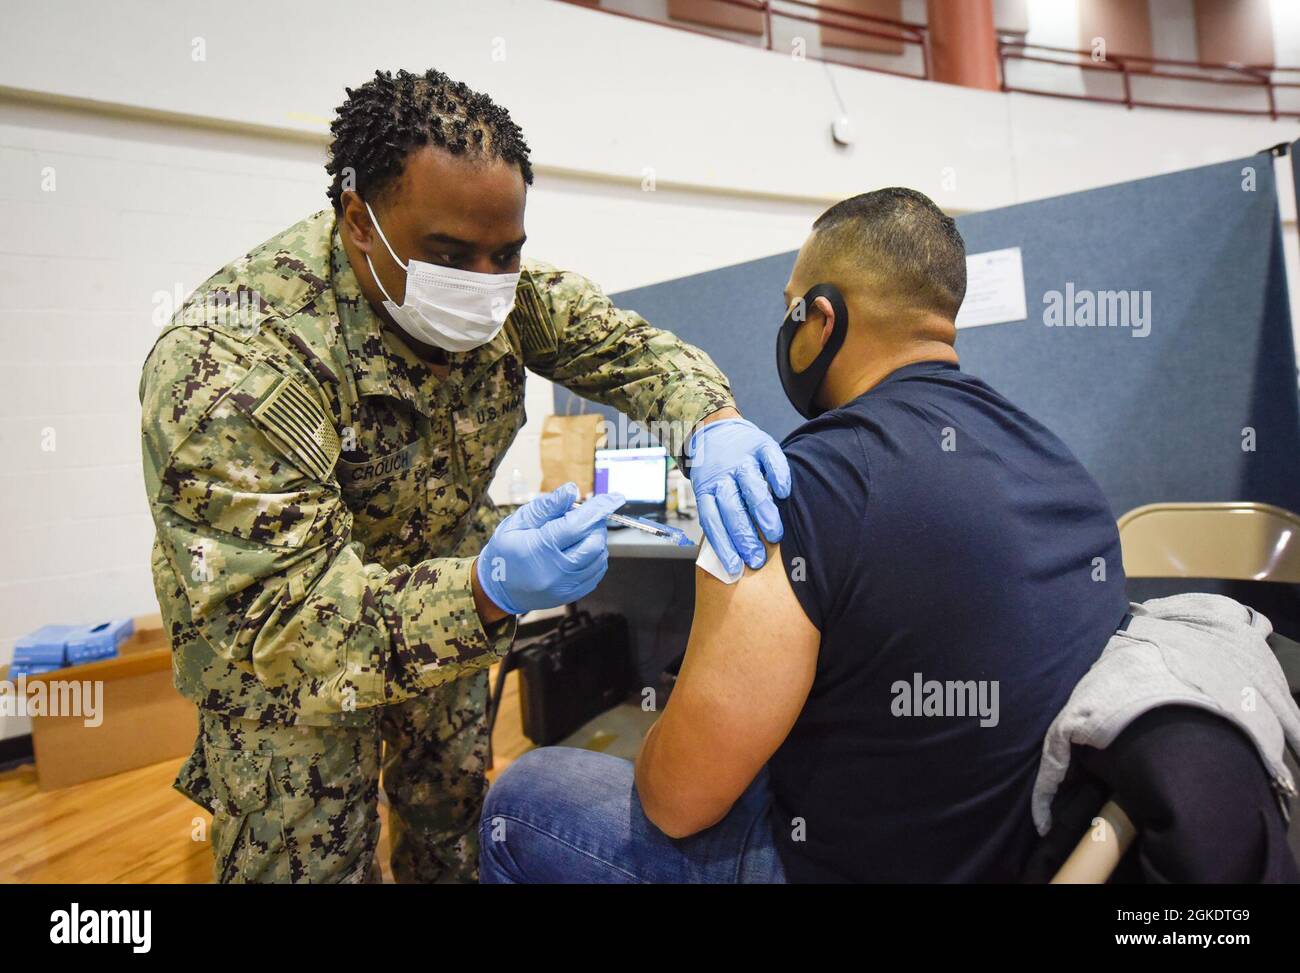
605, 511, 677, 538
574, 498, 694, 545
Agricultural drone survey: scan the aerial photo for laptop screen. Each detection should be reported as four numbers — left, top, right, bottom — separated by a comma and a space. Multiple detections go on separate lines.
594, 446, 668, 505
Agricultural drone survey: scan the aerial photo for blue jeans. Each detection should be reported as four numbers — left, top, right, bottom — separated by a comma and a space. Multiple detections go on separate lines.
479, 747, 787, 883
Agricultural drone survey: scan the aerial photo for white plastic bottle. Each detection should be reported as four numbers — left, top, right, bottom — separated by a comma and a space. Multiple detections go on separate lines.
509, 468, 529, 506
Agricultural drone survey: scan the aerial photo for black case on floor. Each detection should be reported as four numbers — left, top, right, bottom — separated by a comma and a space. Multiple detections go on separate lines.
492, 610, 632, 749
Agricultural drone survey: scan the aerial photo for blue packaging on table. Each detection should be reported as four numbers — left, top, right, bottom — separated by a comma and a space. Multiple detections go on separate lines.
65, 618, 133, 665
11, 624, 80, 668
9, 663, 62, 679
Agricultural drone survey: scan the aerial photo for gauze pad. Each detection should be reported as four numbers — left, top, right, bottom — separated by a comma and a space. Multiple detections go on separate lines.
695, 536, 744, 585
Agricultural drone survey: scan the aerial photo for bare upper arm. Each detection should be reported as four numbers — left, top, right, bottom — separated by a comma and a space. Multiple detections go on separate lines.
634, 540, 820, 836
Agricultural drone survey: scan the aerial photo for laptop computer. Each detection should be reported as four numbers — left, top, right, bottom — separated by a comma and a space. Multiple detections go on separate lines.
593, 445, 669, 520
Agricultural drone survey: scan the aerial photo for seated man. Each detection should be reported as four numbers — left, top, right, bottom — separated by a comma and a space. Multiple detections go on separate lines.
479, 188, 1129, 883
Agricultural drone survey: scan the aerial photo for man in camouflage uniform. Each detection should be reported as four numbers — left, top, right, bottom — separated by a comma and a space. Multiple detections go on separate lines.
140, 69, 791, 883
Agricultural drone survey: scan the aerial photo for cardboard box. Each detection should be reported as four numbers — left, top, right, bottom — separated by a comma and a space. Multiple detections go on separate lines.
3, 614, 197, 791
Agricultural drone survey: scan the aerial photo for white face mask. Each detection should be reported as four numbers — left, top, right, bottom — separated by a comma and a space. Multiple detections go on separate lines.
364, 201, 520, 353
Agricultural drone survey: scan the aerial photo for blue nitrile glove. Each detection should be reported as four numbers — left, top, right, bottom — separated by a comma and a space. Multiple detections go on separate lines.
687, 417, 792, 574
475, 482, 626, 615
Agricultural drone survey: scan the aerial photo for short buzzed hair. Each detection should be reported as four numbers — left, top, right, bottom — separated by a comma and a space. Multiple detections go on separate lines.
811, 188, 966, 319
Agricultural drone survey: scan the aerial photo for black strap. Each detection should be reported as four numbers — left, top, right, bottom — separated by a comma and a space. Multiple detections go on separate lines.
1266, 631, 1300, 699
485, 606, 591, 768
486, 642, 521, 770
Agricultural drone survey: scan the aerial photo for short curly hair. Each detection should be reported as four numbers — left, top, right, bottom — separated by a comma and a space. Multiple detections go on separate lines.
325, 68, 534, 212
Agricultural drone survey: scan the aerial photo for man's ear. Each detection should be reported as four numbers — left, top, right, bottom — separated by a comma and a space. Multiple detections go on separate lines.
339, 191, 373, 253
814, 294, 836, 347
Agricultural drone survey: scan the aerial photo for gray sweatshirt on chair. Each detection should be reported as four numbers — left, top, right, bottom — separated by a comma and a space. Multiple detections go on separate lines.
1032, 593, 1300, 835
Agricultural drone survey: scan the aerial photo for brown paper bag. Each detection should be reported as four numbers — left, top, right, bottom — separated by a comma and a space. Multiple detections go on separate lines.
539, 411, 607, 495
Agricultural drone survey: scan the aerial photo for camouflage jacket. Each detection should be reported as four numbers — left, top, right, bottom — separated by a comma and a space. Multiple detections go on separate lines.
140, 209, 734, 726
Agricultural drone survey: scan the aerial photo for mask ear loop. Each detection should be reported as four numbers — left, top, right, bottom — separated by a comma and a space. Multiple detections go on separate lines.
807, 284, 849, 367
363, 200, 407, 306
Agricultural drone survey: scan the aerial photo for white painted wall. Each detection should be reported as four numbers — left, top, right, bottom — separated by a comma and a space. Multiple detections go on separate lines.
1, 0, 1298, 739
0, 103, 333, 740
1010, 0, 1289, 115
1274, 0, 1300, 66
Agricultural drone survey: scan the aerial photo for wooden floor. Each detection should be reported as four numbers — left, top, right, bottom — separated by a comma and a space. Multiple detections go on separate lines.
0, 665, 535, 884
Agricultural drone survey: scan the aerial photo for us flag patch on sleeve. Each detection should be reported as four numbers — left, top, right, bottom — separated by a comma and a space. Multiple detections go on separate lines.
251, 374, 340, 481
507, 276, 558, 359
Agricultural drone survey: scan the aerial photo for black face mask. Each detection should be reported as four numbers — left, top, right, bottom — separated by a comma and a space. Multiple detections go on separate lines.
775, 283, 848, 420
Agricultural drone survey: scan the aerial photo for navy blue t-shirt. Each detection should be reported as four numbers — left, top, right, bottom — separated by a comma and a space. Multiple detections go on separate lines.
768, 360, 1127, 882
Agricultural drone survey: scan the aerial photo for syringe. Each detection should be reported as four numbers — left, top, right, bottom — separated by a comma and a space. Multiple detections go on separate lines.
606, 511, 679, 539
575, 500, 694, 546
